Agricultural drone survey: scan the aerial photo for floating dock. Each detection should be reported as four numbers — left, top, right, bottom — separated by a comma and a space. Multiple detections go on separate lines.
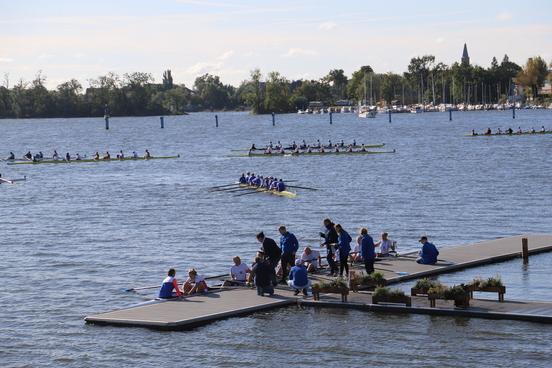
85, 234, 552, 330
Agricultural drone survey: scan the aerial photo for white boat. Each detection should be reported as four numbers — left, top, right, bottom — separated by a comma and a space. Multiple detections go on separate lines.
358, 108, 377, 118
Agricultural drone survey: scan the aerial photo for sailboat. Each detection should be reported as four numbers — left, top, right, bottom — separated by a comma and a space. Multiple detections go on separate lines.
358, 73, 376, 118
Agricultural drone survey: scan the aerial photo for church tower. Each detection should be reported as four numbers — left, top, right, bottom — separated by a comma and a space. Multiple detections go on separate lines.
461, 43, 470, 65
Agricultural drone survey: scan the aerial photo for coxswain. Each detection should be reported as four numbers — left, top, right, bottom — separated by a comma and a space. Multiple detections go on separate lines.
7, 152, 15, 160
94, 152, 100, 160
103, 151, 111, 160
144, 149, 152, 159
53, 150, 59, 160
485, 128, 491, 135
24, 151, 32, 160
119, 150, 124, 160
541, 126, 546, 133
132, 151, 138, 159
276, 179, 286, 192
65, 152, 71, 161
239, 173, 246, 184
506, 127, 513, 135
76, 153, 82, 161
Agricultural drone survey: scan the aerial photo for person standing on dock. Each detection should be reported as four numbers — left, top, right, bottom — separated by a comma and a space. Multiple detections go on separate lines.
279, 225, 299, 283
335, 224, 352, 277
158, 268, 183, 299
360, 228, 375, 274
320, 219, 339, 276
416, 236, 439, 265
256, 232, 281, 269
251, 257, 275, 296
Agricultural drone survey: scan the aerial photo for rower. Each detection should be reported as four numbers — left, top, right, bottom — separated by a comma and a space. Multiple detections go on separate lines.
33, 154, 40, 162
507, 127, 513, 134
38, 151, 44, 159
517, 126, 522, 134
265, 147, 272, 155
24, 151, 32, 160
497, 128, 502, 134
276, 141, 282, 149
76, 153, 82, 161
334, 146, 339, 152
250, 143, 257, 150
471, 129, 478, 136
353, 139, 357, 146
360, 144, 366, 152
531, 127, 536, 134
541, 126, 546, 133
293, 146, 300, 154
65, 152, 71, 161
103, 151, 111, 160
307, 145, 312, 153
347, 145, 353, 152
319, 146, 324, 153
119, 150, 124, 160
316, 139, 321, 147
269, 141, 273, 149
276, 179, 286, 192
53, 150, 59, 160
485, 128, 491, 135
292, 141, 297, 149
239, 173, 246, 184
328, 139, 332, 148
144, 149, 152, 159
279, 147, 285, 154
132, 151, 138, 159
7, 152, 15, 160
94, 152, 100, 160
340, 139, 344, 147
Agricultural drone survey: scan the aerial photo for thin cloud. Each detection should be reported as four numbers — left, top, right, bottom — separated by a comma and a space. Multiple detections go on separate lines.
496, 11, 513, 21
0, 57, 14, 63
319, 21, 337, 30
282, 48, 318, 58
186, 61, 223, 75
217, 50, 234, 60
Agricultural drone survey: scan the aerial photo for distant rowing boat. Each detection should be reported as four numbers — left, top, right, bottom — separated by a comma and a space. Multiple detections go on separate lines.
7, 155, 180, 165
238, 183, 297, 198
466, 131, 552, 137
233, 143, 385, 152
239, 149, 395, 157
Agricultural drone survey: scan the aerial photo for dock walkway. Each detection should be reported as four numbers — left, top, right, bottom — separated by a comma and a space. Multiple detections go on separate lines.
85, 234, 552, 330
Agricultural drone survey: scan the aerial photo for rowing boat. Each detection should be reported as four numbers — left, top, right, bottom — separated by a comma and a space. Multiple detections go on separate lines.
239, 149, 395, 157
7, 155, 180, 165
238, 183, 297, 198
233, 143, 385, 151
466, 131, 552, 137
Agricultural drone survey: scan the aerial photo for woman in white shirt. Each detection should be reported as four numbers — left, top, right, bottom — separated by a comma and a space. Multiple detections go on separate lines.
183, 268, 208, 295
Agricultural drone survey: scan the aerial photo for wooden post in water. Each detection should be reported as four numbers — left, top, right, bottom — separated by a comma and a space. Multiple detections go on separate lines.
512, 105, 516, 119
272, 112, 275, 126
215, 114, 219, 128
104, 104, 110, 130
329, 111, 333, 124
449, 109, 452, 121
522, 237, 529, 264
388, 109, 392, 123
160, 116, 164, 129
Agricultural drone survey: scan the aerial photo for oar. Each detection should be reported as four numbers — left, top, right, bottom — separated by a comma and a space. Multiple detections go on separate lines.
209, 183, 239, 190
234, 189, 267, 197
125, 273, 228, 292
218, 187, 256, 193
286, 185, 318, 191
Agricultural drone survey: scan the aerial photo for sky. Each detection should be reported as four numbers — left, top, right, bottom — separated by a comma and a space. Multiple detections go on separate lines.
0, 0, 551, 89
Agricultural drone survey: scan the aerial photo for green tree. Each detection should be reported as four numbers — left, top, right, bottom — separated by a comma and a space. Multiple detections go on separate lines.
348, 65, 374, 102
55, 79, 83, 117
515, 56, 549, 99
193, 73, 231, 110
264, 71, 291, 113
324, 69, 348, 100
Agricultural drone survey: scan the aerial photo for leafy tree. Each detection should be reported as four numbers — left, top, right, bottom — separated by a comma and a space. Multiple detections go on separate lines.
347, 65, 374, 102
515, 56, 549, 99
193, 73, 231, 110
264, 71, 291, 113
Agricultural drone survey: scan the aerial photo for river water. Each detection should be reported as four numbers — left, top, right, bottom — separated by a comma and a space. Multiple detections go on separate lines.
1, 110, 551, 367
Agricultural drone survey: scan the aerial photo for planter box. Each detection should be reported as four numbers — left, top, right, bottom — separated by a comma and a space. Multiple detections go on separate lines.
428, 293, 470, 308
468, 285, 506, 302
350, 280, 386, 293
312, 287, 349, 302
411, 287, 430, 296
372, 294, 411, 307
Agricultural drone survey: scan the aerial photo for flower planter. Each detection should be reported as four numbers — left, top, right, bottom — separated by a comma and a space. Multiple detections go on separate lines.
411, 287, 430, 296
372, 294, 411, 307
428, 293, 470, 308
468, 284, 506, 302
350, 280, 386, 293
312, 287, 349, 302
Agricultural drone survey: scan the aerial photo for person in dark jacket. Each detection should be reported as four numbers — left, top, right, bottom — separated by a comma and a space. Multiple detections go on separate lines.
256, 232, 281, 268
279, 225, 299, 283
251, 257, 275, 296
335, 224, 352, 277
319, 218, 339, 276
359, 228, 375, 274
416, 236, 439, 264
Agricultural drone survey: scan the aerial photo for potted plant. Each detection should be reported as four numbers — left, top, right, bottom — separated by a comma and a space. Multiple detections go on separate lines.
371, 287, 411, 306
411, 278, 441, 296
469, 276, 505, 301
443, 284, 470, 308
312, 277, 349, 302
427, 284, 448, 307
350, 271, 386, 292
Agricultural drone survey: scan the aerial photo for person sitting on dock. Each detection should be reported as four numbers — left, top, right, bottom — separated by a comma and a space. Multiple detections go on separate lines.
183, 268, 208, 295
288, 259, 309, 296
256, 231, 281, 269
360, 228, 375, 274
251, 257, 275, 296
375, 232, 394, 257
144, 149, 152, 159
300, 246, 321, 272
159, 268, 183, 299
416, 236, 439, 265
224, 256, 251, 286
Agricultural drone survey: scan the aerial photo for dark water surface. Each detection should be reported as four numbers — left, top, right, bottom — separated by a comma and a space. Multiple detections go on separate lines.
1, 110, 551, 367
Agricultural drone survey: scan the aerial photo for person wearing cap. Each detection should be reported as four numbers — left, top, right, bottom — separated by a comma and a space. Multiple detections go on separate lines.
279, 225, 299, 283
287, 259, 309, 296
416, 236, 439, 265
183, 268, 208, 295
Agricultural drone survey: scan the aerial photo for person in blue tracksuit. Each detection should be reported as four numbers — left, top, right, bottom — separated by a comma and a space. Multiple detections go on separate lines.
416, 236, 439, 264
288, 259, 309, 296
360, 228, 375, 274
276, 179, 286, 192
279, 225, 299, 283
239, 173, 246, 184
335, 224, 352, 277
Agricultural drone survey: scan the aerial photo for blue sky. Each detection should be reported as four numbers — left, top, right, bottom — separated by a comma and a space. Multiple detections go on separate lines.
1, 0, 551, 88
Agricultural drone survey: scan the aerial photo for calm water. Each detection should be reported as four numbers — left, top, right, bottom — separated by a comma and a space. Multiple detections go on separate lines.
1, 110, 552, 367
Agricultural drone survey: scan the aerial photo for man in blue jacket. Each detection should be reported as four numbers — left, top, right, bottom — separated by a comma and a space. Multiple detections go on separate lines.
360, 228, 375, 274
416, 236, 439, 264
288, 259, 309, 296
335, 224, 352, 277
279, 225, 299, 283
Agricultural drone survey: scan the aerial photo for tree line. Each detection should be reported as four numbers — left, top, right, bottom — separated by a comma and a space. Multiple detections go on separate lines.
0, 55, 550, 118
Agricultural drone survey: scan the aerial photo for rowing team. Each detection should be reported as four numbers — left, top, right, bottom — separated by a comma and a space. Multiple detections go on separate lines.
255, 144, 371, 155
471, 126, 547, 136
239, 172, 286, 192
8, 149, 152, 162
250, 139, 358, 151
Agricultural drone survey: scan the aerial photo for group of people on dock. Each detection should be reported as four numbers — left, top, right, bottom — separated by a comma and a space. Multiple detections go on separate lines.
471, 126, 547, 136
158, 219, 440, 299
5, 149, 152, 162
239, 172, 287, 192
